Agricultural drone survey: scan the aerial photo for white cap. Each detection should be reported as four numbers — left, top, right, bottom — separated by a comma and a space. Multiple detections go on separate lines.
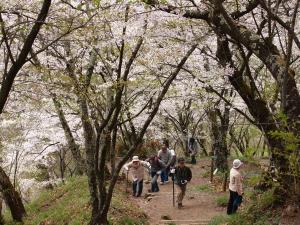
132, 156, 139, 162
233, 159, 243, 169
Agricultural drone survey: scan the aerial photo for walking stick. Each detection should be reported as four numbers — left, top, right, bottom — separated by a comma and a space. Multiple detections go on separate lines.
125, 170, 129, 193
172, 174, 175, 207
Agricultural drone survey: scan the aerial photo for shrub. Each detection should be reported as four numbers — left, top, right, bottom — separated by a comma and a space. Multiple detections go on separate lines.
227, 188, 283, 225
245, 174, 261, 187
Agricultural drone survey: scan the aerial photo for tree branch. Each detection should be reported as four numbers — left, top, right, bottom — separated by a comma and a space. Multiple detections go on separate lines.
0, 0, 52, 113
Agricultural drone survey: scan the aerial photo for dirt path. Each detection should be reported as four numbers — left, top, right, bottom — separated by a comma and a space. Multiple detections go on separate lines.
130, 160, 226, 225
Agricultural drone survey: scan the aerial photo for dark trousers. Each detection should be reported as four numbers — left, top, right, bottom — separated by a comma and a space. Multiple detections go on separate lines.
160, 168, 169, 182
191, 155, 196, 164
227, 190, 242, 215
151, 172, 159, 192
176, 184, 187, 204
132, 179, 143, 197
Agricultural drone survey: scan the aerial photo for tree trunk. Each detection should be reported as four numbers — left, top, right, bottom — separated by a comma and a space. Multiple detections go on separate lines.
58, 148, 66, 183
80, 98, 99, 219
52, 96, 85, 175
0, 195, 4, 225
229, 69, 289, 176
0, 167, 25, 221
198, 138, 208, 156
207, 109, 228, 172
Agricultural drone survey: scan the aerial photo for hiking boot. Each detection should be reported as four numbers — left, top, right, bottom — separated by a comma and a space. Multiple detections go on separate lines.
178, 203, 183, 209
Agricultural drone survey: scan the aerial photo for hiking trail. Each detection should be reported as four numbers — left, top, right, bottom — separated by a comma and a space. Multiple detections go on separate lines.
129, 159, 226, 225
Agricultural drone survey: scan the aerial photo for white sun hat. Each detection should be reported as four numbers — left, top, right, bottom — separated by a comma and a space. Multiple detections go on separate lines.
233, 159, 243, 169
132, 156, 140, 162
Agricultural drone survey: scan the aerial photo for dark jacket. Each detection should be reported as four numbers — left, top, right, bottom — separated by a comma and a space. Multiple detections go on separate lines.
174, 166, 192, 186
149, 159, 166, 173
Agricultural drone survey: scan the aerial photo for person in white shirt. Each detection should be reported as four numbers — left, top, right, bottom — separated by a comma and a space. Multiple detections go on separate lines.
227, 159, 243, 214
124, 156, 150, 197
169, 148, 177, 168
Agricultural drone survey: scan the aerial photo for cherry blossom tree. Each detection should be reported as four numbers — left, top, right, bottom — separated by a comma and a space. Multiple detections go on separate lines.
0, 0, 52, 221
143, 0, 300, 192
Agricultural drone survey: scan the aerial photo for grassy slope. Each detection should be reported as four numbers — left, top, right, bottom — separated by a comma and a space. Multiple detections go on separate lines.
4, 176, 147, 225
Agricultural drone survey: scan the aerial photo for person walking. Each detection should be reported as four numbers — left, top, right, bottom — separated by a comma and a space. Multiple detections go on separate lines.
158, 139, 172, 184
188, 137, 198, 164
148, 156, 166, 192
124, 156, 150, 197
227, 159, 244, 214
169, 146, 177, 169
171, 158, 192, 208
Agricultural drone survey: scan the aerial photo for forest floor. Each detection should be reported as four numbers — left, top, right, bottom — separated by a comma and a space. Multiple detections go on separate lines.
128, 159, 227, 225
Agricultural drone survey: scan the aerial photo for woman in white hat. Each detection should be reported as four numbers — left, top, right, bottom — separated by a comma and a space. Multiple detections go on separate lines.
124, 156, 150, 197
227, 159, 243, 214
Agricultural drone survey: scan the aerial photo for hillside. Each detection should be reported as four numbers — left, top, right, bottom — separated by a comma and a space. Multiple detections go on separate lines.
4, 176, 147, 225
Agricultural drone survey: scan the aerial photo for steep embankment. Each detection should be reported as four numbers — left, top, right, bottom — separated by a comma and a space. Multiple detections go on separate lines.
4, 176, 147, 225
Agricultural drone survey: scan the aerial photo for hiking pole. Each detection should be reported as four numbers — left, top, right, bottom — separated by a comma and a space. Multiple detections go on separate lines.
125, 170, 129, 193
172, 174, 175, 207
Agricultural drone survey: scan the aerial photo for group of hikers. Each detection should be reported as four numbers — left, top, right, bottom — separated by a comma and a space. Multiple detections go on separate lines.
123, 138, 244, 214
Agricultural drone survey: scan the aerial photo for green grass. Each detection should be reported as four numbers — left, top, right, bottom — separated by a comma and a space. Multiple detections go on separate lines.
208, 188, 283, 225
208, 215, 229, 225
118, 217, 147, 225
202, 170, 211, 178
194, 184, 213, 192
4, 176, 147, 225
215, 195, 228, 207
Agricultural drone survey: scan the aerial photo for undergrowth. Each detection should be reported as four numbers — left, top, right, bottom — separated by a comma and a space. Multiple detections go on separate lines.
209, 188, 283, 225
4, 176, 147, 225
215, 195, 228, 207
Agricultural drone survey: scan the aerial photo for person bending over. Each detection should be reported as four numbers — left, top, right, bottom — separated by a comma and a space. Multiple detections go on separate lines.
148, 156, 166, 192
124, 156, 150, 197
